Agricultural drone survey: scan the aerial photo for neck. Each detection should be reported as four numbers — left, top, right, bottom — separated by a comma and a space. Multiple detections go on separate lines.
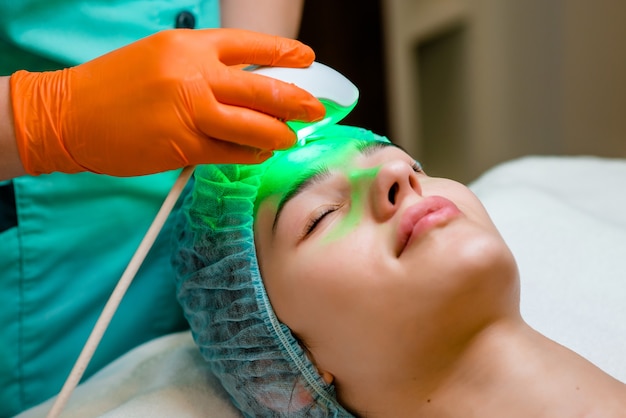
344, 318, 626, 417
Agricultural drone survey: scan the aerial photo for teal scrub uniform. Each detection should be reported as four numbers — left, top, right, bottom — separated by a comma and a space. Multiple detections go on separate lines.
0, 1, 219, 416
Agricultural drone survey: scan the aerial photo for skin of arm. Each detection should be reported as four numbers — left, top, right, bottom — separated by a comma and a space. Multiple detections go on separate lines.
220, 0, 305, 39
0, 76, 26, 180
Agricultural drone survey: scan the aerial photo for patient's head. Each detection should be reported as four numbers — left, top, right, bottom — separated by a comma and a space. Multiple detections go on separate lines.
173, 125, 519, 417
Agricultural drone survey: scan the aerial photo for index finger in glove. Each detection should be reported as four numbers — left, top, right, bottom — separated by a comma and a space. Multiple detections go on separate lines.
211, 69, 326, 124
196, 101, 300, 150
196, 28, 316, 67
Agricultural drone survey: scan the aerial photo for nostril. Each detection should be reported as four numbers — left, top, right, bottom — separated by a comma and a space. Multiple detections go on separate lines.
388, 182, 399, 204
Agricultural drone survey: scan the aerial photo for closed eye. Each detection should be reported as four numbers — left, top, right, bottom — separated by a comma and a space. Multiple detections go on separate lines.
411, 160, 423, 173
301, 206, 339, 240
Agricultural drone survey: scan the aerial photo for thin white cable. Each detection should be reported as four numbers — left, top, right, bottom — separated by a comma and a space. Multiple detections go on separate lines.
46, 165, 195, 418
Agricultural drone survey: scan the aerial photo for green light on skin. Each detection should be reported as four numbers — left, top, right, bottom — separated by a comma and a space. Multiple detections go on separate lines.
322, 166, 379, 244
255, 137, 383, 243
255, 137, 358, 214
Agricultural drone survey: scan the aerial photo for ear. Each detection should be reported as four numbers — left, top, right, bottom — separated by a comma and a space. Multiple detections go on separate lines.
306, 350, 335, 385
319, 369, 335, 385
302, 347, 335, 385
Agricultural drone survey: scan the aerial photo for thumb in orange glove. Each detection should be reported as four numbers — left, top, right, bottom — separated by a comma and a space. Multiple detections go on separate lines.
9, 28, 326, 176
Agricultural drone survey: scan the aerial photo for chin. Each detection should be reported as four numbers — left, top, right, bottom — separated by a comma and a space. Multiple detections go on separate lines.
428, 221, 520, 303
423, 229, 522, 343
458, 226, 516, 271
454, 226, 521, 311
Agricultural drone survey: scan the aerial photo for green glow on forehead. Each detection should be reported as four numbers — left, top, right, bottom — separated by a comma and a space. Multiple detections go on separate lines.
255, 137, 368, 211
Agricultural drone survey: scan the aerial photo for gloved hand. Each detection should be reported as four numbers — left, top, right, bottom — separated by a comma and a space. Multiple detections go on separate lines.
10, 28, 325, 176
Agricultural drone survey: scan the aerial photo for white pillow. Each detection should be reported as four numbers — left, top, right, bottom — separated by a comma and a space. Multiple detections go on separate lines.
471, 155, 626, 382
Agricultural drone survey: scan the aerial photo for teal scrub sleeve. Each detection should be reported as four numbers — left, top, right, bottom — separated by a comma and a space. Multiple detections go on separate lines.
0, 1, 219, 416
0, 0, 220, 73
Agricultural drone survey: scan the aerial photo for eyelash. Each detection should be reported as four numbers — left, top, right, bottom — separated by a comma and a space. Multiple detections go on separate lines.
302, 205, 339, 238
411, 160, 423, 173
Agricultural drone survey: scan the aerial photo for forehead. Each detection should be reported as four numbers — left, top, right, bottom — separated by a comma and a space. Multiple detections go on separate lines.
266, 137, 362, 173
256, 137, 389, 204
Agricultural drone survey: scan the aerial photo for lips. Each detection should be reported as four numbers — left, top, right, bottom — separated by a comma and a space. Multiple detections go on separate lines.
396, 196, 462, 256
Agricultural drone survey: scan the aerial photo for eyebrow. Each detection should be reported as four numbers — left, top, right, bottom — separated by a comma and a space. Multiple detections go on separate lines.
271, 140, 396, 233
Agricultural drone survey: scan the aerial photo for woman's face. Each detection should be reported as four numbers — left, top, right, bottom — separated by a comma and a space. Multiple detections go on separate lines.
254, 137, 519, 385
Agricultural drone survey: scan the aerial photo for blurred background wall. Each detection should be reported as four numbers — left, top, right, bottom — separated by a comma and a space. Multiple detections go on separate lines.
300, 0, 626, 184
299, 0, 389, 139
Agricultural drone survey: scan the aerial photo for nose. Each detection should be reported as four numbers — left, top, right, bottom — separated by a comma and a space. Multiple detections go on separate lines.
370, 160, 421, 221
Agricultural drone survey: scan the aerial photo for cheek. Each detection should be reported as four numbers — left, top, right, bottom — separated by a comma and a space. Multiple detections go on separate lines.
266, 239, 385, 335
275, 245, 352, 308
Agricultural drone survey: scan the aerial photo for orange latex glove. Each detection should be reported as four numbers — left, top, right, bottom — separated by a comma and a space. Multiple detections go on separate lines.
10, 28, 325, 176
